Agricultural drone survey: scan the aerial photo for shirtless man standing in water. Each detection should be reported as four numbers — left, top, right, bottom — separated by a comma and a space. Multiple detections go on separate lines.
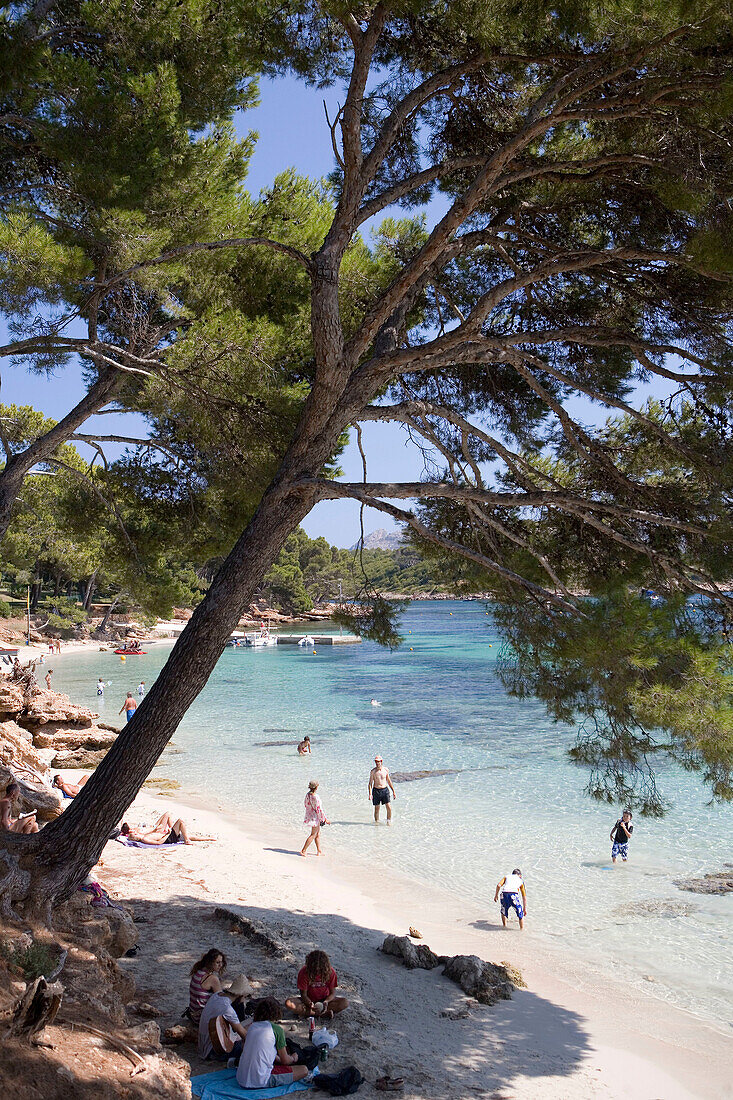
368, 755, 397, 824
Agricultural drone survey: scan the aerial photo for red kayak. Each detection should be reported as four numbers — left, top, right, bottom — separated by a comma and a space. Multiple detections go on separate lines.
114, 648, 146, 655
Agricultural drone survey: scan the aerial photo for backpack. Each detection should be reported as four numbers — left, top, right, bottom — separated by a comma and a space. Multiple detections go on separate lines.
313, 1066, 365, 1095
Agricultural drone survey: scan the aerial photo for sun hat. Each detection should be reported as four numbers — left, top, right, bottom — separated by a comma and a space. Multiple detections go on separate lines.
222, 973, 253, 998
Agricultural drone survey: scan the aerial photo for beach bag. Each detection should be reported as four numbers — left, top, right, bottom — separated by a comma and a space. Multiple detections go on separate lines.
286, 1036, 320, 1070
313, 1066, 364, 1095
312, 1027, 339, 1050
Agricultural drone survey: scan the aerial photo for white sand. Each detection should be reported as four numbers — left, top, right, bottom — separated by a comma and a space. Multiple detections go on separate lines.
71, 777, 732, 1100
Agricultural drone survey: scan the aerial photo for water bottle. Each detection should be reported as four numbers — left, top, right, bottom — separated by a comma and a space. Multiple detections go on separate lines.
308, 1015, 315, 1039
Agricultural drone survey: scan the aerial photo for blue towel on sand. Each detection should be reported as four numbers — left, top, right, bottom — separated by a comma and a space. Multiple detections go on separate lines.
191, 1068, 313, 1100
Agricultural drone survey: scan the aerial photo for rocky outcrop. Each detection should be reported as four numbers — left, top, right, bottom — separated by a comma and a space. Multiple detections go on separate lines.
380, 935, 523, 1006
0, 677, 116, 801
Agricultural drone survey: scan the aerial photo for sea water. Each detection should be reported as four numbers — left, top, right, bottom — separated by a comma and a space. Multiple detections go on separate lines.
52, 601, 732, 1027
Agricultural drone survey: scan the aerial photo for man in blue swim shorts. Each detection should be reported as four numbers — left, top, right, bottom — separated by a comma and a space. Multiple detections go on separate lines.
494, 868, 527, 930
610, 809, 633, 862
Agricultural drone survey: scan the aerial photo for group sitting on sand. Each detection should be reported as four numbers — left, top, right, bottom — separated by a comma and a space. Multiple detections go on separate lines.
191, 946, 348, 1089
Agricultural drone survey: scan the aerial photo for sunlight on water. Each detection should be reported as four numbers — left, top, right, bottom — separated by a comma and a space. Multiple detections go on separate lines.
54, 602, 733, 1025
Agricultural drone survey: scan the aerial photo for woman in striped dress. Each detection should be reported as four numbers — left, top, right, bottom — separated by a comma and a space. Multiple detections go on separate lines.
189, 948, 227, 1024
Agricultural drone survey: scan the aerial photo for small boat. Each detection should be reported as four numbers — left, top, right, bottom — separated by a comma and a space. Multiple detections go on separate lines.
244, 626, 277, 648
114, 645, 146, 655
298, 635, 315, 647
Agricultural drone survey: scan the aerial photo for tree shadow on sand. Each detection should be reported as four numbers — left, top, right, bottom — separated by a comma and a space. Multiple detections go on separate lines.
106, 893, 593, 1097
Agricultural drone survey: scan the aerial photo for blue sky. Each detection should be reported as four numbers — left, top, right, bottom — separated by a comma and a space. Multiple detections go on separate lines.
3, 74, 674, 548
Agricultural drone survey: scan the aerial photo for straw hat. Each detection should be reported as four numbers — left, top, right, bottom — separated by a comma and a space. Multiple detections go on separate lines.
222, 974, 253, 998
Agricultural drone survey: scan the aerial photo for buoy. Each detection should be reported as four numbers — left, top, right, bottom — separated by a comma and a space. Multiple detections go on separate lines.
120, 655, 126, 662
409, 647, 413, 651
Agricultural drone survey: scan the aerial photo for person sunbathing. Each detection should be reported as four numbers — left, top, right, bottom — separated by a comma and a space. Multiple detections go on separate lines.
0, 781, 39, 834
119, 812, 214, 846
53, 774, 89, 799
285, 949, 348, 1019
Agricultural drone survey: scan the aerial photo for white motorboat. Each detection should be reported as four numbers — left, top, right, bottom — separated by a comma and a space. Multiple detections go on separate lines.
297, 635, 315, 647
244, 626, 277, 647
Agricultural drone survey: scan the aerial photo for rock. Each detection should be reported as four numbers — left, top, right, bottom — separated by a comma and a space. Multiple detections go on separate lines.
214, 906, 293, 959
33, 724, 116, 751
0, 681, 25, 718
162, 1023, 192, 1044
0, 764, 62, 820
674, 871, 733, 895
381, 934, 441, 970
440, 1005, 471, 1019
22, 689, 98, 728
442, 955, 517, 1006
123, 1020, 162, 1053
380, 936, 522, 1006
0, 718, 47, 774
129, 1001, 164, 1018
51, 748, 107, 768
101, 907, 139, 959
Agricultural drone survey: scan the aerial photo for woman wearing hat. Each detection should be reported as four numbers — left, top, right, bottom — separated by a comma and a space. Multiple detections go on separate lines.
197, 973, 252, 1060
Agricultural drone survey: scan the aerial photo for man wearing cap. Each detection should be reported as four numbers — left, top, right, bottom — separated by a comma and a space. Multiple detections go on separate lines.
368, 755, 397, 824
197, 974, 252, 1060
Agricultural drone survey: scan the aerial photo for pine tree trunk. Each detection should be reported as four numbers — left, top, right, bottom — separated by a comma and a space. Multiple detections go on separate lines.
97, 596, 119, 635
3, 474, 318, 918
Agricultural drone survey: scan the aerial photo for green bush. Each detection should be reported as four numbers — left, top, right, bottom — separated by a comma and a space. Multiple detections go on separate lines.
1, 940, 59, 980
0, 600, 12, 618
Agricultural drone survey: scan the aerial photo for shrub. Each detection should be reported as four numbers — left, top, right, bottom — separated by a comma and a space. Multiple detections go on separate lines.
1, 940, 59, 980
0, 600, 12, 618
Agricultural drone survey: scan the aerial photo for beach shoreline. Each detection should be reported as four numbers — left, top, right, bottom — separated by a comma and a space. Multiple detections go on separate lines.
80, 774, 732, 1099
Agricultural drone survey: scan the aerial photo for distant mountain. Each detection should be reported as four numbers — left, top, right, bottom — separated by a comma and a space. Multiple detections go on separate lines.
350, 527, 404, 551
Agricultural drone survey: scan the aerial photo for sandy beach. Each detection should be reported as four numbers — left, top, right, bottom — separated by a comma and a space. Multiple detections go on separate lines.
74, 776, 732, 1100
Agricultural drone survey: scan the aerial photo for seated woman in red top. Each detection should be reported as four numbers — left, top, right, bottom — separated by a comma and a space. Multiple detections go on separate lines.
285, 949, 348, 1019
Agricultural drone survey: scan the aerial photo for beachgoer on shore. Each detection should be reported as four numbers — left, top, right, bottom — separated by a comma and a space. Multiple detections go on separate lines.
237, 997, 308, 1088
0, 781, 39, 834
285, 950, 349, 1020
297, 735, 311, 755
55, 639, 61, 654
301, 780, 329, 856
48, 641, 54, 654
97, 677, 105, 696
198, 976, 250, 1061
138, 681, 145, 697
45, 669, 53, 690
119, 691, 137, 722
368, 755, 396, 823
188, 948, 228, 1024
610, 810, 633, 862
494, 868, 527, 930
119, 812, 214, 846
53, 774, 89, 799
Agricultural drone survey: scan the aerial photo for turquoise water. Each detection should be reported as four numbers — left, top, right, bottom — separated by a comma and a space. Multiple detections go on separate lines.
53, 601, 732, 1026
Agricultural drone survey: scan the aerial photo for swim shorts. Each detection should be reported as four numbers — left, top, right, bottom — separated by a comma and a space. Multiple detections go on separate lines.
372, 786, 391, 805
611, 841, 629, 860
126, 709, 136, 722
500, 891, 524, 920
268, 1068, 294, 1087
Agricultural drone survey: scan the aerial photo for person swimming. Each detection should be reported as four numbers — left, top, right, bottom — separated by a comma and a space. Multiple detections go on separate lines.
297, 736, 311, 755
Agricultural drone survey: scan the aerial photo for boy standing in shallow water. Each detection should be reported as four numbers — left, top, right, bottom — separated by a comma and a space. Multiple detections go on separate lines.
610, 809, 634, 862
494, 869, 527, 930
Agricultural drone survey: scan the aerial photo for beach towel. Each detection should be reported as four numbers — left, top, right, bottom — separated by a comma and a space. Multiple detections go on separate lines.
191, 1067, 313, 1100
114, 835, 185, 848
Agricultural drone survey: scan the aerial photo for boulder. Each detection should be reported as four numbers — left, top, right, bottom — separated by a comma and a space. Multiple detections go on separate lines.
0, 764, 62, 820
102, 907, 139, 959
380, 933, 441, 970
51, 748, 107, 768
33, 724, 117, 751
675, 869, 733, 895
0, 719, 47, 775
441, 955, 517, 1006
23, 690, 98, 727
123, 1020, 162, 1054
0, 680, 25, 719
